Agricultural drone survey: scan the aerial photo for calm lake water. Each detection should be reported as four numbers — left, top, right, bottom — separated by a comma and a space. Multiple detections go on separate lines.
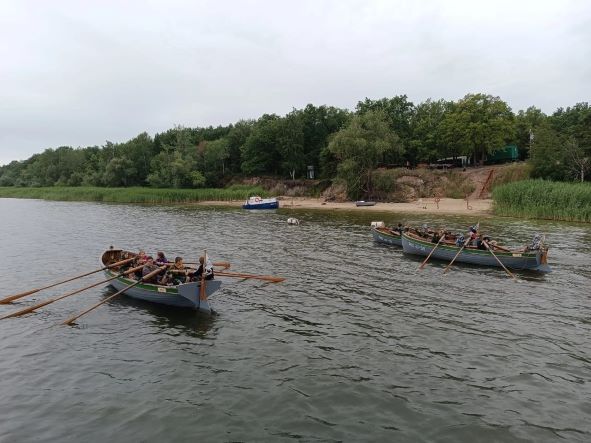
0, 198, 589, 442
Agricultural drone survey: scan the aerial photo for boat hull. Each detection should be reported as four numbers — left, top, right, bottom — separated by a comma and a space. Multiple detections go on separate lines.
101, 250, 220, 314
401, 233, 550, 272
242, 201, 279, 209
372, 227, 402, 247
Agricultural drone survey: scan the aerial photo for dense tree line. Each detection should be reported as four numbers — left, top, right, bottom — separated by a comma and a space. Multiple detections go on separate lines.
1, 94, 589, 195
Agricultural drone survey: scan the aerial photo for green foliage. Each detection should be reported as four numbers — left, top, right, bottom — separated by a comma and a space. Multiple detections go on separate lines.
356, 95, 414, 139
529, 124, 570, 180
409, 99, 454, 163
301, 104, 350, 175
0, 94, 588, 198
328, 111, 402, 199
203, 138, 230, 186
440, 93, 515, 165
492, 179, 591, 222
277, 110, 305, 180
515, 107, 547, 159
0, 186, 267, 203
241, 114, 282, 175
226, 120, 253, 173
103, 157, 136, 187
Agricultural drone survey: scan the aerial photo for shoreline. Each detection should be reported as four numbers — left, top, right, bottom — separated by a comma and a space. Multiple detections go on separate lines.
197, 197, 493, 216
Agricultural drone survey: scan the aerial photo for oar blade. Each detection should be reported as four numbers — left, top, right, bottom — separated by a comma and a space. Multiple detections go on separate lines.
0, 288, 40, 304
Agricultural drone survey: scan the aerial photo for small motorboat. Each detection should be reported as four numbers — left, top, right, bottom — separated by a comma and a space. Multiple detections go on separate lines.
356, 201, 377, 207
243, 196, 279, 210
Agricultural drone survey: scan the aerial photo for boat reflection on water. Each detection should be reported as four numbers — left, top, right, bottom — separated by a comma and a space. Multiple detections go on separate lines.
107, 287, 217, 338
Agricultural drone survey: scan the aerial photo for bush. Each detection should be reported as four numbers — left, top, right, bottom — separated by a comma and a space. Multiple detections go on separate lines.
492, 179, 591, 222
491, 162, 532, 189
0, 186, 268, 203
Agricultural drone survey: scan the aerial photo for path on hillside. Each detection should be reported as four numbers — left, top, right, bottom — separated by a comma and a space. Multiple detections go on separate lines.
462, 164, 513, 200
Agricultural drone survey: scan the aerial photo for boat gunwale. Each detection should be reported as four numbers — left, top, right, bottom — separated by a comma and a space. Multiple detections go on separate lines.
401, 231, 539, 258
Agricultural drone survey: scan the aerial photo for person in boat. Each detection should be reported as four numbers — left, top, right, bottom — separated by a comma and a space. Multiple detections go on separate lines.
394, 223, 403, 234
141, 256, 161, 283
165, 256, 190, 285
468, 226, 478, 246
431, 231, 439, 243
155, 251, 167, 266
432, 229, 447, 243
136, 250, 148, 264
131, 250, 149, 278
191, 256, 214, 281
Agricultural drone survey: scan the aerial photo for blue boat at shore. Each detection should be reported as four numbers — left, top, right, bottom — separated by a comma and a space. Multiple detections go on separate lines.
242, 196, 279, 210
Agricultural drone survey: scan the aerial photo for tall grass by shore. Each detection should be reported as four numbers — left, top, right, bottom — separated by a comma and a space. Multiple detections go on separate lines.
492, 180, 591, 222
0, 185, 267, 204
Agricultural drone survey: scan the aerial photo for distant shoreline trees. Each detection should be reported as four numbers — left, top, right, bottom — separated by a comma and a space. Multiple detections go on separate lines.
0, 95, 589, 193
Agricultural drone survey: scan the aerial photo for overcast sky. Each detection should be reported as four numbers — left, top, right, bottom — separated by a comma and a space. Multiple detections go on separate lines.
0, 0, 589, 165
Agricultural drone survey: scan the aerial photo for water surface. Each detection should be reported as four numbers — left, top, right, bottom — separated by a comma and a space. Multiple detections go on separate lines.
0, 198, 589, 442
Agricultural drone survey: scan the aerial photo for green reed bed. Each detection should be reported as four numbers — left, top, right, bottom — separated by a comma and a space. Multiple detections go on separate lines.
492, 180, 591, 222
0, 185, 267, 204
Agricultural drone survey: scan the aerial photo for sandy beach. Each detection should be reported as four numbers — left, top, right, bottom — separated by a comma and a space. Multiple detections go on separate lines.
197, 197, 493, 215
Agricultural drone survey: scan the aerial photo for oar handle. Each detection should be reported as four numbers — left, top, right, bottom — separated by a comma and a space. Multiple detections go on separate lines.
0, 257, 135, 305
1, 265, 145, 320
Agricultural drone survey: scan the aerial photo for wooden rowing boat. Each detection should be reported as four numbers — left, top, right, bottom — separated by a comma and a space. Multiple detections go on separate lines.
371, 226, 402, 247
100, 249, 220, 314
401, 231, 551, 272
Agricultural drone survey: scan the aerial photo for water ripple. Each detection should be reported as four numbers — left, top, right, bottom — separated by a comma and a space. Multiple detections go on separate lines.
0, 199, 589, 442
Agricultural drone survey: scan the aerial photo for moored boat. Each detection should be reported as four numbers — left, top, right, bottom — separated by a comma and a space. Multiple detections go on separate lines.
371, 226, 402, 246
401, 231, 551, 272
101, 249, 220, 314
243, 196, 279, 210
356, 200, 376, 207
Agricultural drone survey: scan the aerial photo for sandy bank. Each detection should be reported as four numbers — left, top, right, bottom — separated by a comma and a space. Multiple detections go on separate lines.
197, 197, 493, 215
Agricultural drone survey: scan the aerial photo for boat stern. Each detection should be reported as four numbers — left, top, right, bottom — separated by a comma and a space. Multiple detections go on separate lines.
177, 280, 222, 314
535, 247, 552, 273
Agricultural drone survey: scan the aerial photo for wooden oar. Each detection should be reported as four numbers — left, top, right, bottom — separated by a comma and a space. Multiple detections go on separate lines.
443, 222, 479, 275
62, 265, 167, 326
169, 261, 231, 269
0, 257, 135, 304
483, 240, 517, 281
1, 265, 144, 320
443, 238, 470, 274
418, 234, 446, 271
216, 271, 285, 283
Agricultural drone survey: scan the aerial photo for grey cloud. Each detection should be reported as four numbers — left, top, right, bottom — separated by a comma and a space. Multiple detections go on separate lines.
1, 0, 589, 165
